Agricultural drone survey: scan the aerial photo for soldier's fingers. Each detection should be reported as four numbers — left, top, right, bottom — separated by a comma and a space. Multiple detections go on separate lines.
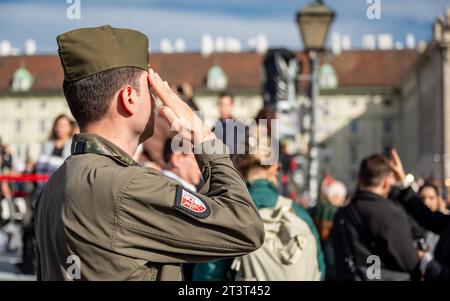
149, 69, 199, 129
148, 70, 173, 106
148, 71, 189, 118
159, 106, 180, 130
148, 70, 165, 95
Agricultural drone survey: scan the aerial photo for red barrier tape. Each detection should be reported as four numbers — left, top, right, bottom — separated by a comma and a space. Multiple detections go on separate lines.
0, 174, 49, 182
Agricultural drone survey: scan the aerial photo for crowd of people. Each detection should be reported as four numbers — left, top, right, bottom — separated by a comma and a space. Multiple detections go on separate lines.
1, 83, 450, 281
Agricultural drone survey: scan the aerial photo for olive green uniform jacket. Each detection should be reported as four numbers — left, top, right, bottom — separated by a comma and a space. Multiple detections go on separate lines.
35, 133, 264, 280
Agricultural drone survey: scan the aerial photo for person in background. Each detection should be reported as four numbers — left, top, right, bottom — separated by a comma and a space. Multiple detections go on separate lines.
177, 82, 199, 112
19, 114, 76, 275
332, 151, 421, 280
419, 181, 450, 215
137, 147, 162, 171
32, 114, 76, 200
313, 176, 347, 280
0, 145, 13, 172
218, 91, 234, 121
34, 114, 76, 182
278, 140, 298, 199
0, 145, 13, 199
421, 177, 450, 211
161, 136, 202, 193
213, 92, 248, 162
161, 136, 202, 280
415, 182, 447, 255
141, 110, 172, 170
388, 153, 450, 281
0, 144, 13, 244
254, 107, 277, 138
193, 126, 325, 281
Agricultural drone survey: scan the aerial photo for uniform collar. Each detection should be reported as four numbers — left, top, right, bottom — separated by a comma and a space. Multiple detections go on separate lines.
71, 133, 139, 167
161, 170, 197, 192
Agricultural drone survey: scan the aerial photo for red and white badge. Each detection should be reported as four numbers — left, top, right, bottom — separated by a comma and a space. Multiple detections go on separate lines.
174, 185, 210, 218
181, 189, 206, 213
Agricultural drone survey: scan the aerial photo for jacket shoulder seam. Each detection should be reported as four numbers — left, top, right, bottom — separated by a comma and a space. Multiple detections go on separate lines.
111, 168, 146, 250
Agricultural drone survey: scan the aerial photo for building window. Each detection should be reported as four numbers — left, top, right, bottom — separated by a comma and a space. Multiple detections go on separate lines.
206, 65, 228, 91
349, 120, 359, 134
349, 144, 358, 164
16, 145, 21, 159
323, 156, 330, 164
11, 67, 34, 92
383, 146, 392, 157
16, 119, 22, 133
321, 144, 332, 164
319, 64, 338, 89
383, 98, 393, 107
383, 119, 393, 134
40, 119, 46, 133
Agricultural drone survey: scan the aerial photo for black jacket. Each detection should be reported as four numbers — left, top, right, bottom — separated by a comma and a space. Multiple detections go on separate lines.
389, 187, 428, 241
398, 187, 450, 281
333, 190, 420, 280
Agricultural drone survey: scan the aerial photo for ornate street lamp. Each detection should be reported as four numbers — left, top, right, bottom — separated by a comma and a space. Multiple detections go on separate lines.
296, 0, 336, 51
296, 0, 335, 206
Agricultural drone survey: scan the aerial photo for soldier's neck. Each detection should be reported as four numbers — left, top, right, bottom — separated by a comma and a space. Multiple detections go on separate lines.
82, 123, 139, 158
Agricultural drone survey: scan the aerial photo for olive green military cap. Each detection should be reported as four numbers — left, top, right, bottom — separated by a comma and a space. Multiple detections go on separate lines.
57, 25, 149, 82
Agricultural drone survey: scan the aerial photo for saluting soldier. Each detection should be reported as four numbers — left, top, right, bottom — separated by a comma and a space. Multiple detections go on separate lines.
34, 25, 264, 281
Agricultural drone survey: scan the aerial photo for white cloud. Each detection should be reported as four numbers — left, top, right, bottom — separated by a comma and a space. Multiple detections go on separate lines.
0, 1, 301, 52
1, 0, 449, 53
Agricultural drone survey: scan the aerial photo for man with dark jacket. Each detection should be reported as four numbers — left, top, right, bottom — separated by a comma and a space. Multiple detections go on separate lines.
213, 92, 249, 162
332, 151, 420, 280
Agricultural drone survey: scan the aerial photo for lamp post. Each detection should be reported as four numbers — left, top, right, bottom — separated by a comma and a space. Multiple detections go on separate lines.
296, 0, 335, 206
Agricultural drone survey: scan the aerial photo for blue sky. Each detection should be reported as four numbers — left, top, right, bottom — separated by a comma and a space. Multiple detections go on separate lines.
1, 0, 450, 54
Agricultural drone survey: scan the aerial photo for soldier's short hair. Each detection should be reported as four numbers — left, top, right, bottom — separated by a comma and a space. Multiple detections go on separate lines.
358, 154, 392, 187
63, 67, 144, 128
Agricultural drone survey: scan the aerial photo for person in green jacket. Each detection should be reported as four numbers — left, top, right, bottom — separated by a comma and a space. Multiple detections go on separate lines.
192, 128, 326, 281
312, 176, 348, 280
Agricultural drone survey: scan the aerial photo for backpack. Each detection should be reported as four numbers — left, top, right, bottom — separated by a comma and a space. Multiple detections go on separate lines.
334, 204, 411, 281
231, 195, 320, 281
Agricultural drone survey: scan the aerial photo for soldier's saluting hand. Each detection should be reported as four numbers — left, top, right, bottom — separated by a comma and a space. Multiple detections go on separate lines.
148, 68, 215, 145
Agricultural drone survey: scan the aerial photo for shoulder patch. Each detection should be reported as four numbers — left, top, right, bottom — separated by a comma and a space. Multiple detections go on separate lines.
173, 185, 210, 219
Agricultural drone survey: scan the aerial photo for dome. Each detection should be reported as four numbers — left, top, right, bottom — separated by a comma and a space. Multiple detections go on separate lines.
11, 66, 34, 92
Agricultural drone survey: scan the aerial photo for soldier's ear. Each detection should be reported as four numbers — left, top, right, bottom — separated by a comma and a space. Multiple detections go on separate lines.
118, 85, 136, 115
